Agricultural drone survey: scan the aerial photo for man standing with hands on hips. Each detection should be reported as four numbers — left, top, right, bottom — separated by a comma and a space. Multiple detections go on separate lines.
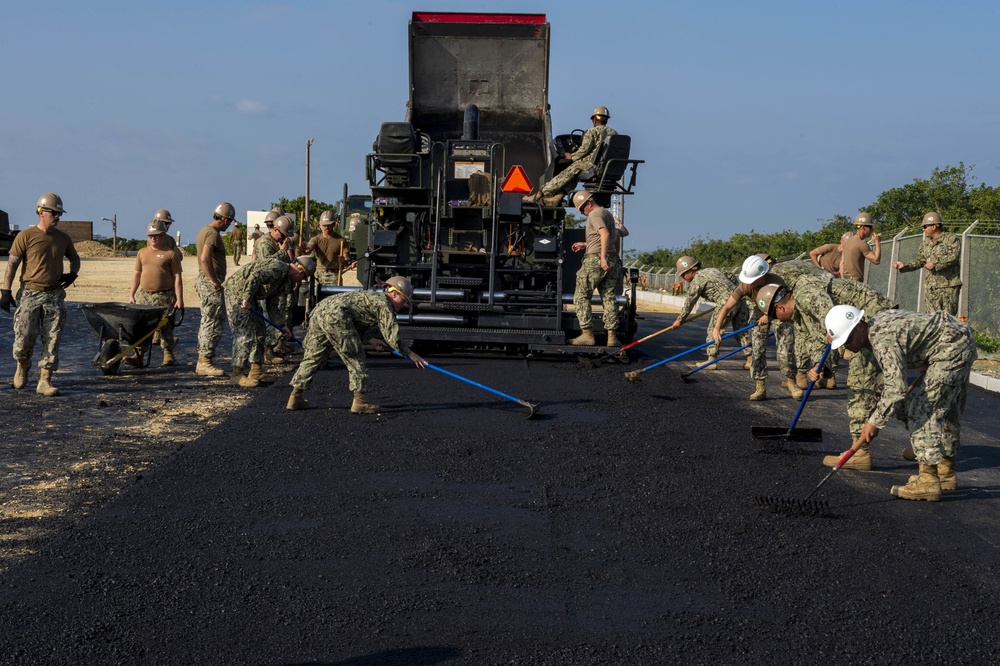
569, 190, 628, 347
2, 192, 80, 396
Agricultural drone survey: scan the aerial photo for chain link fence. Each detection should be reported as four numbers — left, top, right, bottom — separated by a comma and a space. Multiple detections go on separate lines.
626, 221, 1000, 335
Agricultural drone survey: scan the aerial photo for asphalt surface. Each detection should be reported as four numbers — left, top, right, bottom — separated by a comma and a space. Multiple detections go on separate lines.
1, 312, 1000, 665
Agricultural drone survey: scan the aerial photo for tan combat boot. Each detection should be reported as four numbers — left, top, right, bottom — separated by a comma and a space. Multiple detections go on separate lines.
606, 330, 620, 347
286, 388, 308, 411
230, 366, 260, 388
818, 375, 837, 390
891, 463, 941, 501
522, 190, 542, 203
743, 355, 752, 371
36, 368, 60, 397
570, 329, 596, 346
196, 356, 226, 377
781, 377, 804, 399
247, 363, 274, 384
705, 355, 719, 370
795, 371, 809, 390
13, 359, 30, 389
749, 379, 766, 401
265, 348, 285, 365
351, 391, 379, 414
937, 456, 957, 491
162, 348, 174, 366
541, 194, 565, 207
823, 442, 872, 471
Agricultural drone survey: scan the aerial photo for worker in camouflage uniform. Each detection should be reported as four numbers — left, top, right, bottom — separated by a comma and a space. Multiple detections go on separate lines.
229, 221, 245, 266
194, 203, 235, 377
840, 212, 882, 281
128, 219, 183, 366
769, 258, 835, 389
223, 255, 314, 388
285, 276, 428, 413
525, 106, 617, 206
712, 254, 797, 401
825, 305, 976, 501
760, 276, 896, 470
891, 211, 962, 316
568, 191, 627, 347
2, 192, 80, 397
671, 255, 752, 370
253, 215, 297, 362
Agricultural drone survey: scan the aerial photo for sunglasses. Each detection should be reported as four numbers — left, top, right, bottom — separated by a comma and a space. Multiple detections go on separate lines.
43, 209, 62, 218
213, 215, 232, 223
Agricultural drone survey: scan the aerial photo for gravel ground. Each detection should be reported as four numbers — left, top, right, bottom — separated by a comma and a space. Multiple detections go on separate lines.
1, 311, 999, 664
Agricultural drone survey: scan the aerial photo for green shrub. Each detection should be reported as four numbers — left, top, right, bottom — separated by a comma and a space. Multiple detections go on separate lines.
974, 329, 1000, 353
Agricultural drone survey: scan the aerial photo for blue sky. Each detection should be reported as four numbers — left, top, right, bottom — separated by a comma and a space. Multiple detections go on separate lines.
3, 1, 999, 254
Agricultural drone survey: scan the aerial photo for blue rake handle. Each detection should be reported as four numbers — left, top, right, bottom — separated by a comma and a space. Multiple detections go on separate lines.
786, 343, 832, 433
681, 343, 750, 379
249, 308, 302, 345
625, 323, 757, 381
393, 351, 540, 418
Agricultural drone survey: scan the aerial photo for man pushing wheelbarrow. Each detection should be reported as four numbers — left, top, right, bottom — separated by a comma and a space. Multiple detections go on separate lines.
126, 218, 184, 367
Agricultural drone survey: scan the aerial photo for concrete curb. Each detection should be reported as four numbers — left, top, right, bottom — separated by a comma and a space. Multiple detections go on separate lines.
634, 289, 999, 394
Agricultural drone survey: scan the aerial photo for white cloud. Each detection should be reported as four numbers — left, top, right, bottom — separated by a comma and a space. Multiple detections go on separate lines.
236, 98, 269, 116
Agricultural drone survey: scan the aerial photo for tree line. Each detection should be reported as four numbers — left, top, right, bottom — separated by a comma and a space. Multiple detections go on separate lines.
629, 163, 1000, 268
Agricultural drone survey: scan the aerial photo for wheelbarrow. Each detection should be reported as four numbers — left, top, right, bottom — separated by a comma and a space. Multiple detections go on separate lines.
82, 303, 182, 375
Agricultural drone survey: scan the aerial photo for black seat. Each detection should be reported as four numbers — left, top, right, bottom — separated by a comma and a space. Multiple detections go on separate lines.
579, 134, 632, 192
374, 122, 418, 186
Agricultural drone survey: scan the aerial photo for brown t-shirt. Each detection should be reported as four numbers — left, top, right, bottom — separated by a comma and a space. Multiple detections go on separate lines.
9, 225, 77, 289
135, 245, 183, 292
195, 225, 227, 281
310, 234, 348, 271
841, 236, 870, 279
812, 243, 842, 275
585, 207, 615, 255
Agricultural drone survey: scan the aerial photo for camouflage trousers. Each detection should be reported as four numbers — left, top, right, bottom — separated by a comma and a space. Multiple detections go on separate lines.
574, 256, 619, 331
264, 286, 293, 350
748, 309, 795, 381
706, 300, 750, 359
315, 270, 341, 287
846, 347, 883, 440
12, 288, 67, 370
135, 289, 177, 351
196, 275, 226, 359
925, 287, 960, 316
290, 309, 367, 393
226, 302, 266, 368
542, 159, 592, 197
906, 324, 976, 465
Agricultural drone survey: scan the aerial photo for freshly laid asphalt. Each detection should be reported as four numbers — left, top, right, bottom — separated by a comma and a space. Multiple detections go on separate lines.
1, 313, 999, 665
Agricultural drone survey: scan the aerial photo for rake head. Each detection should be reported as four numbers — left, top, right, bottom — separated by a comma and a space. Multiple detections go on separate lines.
755, 495, 832, 518
624, 370, 643, 383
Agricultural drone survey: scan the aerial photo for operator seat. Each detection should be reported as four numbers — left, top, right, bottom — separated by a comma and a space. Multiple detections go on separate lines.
374, 122, 418, 186
579, 134, 632, 192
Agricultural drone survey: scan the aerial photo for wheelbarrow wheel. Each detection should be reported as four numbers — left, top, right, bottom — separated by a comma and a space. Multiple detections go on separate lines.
95, 338, 122, 376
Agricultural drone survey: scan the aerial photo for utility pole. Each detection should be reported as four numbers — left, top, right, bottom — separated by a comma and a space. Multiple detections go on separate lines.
101, 214, 118, 254
303, 138, 314, 242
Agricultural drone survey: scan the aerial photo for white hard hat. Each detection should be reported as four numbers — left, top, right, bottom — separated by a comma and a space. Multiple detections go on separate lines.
825, 304, 865, 350
739, 254, 771, 284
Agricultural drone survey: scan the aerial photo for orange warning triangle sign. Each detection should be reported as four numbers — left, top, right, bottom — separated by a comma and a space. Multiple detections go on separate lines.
500, 165, 532, 194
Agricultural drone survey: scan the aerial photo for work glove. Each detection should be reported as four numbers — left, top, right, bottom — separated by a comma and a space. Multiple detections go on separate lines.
0, 289, 14, 313
59, 273, 78, 288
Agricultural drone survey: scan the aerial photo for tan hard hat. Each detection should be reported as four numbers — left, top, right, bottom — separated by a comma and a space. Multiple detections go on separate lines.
571, 190, 594, 212
36, 192, 65, 214
384, 275, 413, 302
263, 210, 282, 226
294, 255, 316, 278
146, 220, 167, 236
591, 105, 611, 120
273, 215, 294, 238
319, 210, 337, 226
214, 202, 236, 220
853, 212, 873, 228
921, 211, 943, 228
153, 209, 174, 224
755, 282, 789, 317
676, 255, 700, 275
